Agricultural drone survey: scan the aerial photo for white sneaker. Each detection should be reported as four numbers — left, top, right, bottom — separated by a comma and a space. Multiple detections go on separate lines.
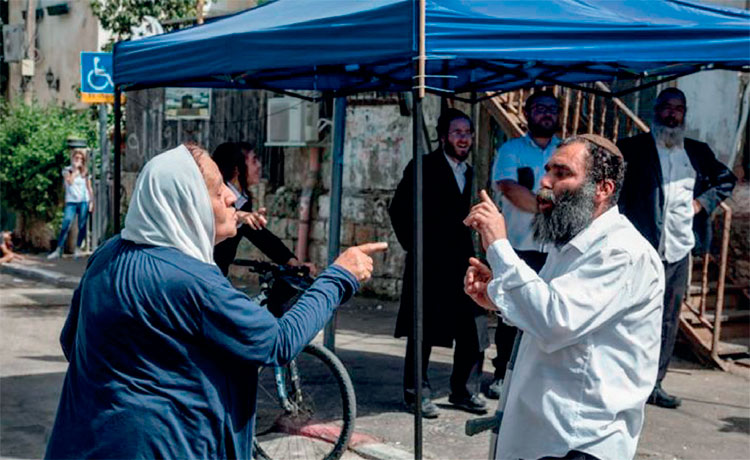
47, 250, 61, 260
73, 248, 84, 259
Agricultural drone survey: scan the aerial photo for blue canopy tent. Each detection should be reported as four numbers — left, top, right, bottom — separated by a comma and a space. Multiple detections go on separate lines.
115, 0, 750, 96
112, 1, 750, 457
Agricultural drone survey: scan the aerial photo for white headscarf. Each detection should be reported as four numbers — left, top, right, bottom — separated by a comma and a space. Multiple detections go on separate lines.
121, 144, 215, 264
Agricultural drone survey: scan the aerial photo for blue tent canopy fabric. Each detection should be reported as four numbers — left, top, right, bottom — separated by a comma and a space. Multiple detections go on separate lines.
114, 0, 750, 95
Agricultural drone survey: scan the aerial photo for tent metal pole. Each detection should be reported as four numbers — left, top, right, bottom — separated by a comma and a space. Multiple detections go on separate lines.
114, 85, 122, 234
324, 96, 347, 352
411, 90, 424, 460
413, 0, 426, 458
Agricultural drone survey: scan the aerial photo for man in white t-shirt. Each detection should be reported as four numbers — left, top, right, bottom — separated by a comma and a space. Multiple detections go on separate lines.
486, 90, 560, 398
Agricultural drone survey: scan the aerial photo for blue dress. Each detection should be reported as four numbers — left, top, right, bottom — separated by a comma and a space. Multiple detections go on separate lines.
45, 236, 357, 459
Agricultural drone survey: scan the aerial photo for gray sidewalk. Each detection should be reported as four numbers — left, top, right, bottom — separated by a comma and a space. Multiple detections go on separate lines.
2, 257, 749, 460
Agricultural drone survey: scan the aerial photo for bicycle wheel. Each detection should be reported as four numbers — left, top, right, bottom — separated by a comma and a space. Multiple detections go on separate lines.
254, 343, 356, 460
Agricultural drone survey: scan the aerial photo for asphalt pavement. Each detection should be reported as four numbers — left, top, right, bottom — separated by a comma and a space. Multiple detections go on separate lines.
1, 256, 749, 460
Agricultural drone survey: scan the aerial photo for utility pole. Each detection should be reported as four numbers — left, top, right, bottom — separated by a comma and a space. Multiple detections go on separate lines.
23, 0, 36, 105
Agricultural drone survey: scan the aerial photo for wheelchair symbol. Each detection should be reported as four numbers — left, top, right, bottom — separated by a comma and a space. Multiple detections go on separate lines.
87, 57, 114, 91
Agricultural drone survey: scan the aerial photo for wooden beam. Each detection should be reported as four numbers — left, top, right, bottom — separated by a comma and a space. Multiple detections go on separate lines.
560, 87, 570, 138
594, 81, 650, 133
483, 96, 525, 138
571, 90, 583, 134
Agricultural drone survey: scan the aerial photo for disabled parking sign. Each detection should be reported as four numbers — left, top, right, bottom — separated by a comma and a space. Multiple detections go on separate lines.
80, 52, 121, 104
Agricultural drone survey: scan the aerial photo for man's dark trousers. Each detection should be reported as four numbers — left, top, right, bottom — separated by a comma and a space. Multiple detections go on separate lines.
493, 250, 547, 380
404, 331, 485, 400
657, 254, 690, 384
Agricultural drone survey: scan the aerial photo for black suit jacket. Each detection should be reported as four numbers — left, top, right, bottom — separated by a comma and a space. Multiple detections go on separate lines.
214, 199, 296, 276
617, 133, 736, 255
388, 149, 488, 351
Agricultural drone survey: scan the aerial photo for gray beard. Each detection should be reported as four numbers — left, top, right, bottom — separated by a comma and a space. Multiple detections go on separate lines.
652, 121, 685, 149
532, 181, 597, 248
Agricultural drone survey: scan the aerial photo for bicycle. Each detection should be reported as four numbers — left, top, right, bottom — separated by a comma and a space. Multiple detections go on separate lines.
233, 259, 356, 460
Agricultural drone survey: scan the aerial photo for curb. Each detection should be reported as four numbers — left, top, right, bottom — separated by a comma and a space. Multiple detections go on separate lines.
0, 262, 80, 289
350, 442, 416, 460
347, 431, 417, 460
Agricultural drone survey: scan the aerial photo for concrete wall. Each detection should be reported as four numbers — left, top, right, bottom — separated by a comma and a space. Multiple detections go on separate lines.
677, 71, 744, 165
8, 2, 108, 107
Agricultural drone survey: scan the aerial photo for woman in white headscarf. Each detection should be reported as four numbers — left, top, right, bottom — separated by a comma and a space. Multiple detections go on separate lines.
45, 142, 386, 460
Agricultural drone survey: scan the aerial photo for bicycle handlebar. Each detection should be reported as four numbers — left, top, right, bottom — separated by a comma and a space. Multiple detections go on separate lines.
233, 259, 312, 281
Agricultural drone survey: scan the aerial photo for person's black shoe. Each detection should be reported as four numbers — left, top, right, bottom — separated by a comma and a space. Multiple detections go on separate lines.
405, 398, 440, 419
647, 386, 682, 409
448, 393, 488, 414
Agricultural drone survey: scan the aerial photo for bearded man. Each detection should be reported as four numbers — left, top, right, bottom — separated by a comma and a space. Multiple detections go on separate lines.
464, 135, 664, 460
390, 108, 489, 418
618, 88, 736, 409
487, 90, 561, 399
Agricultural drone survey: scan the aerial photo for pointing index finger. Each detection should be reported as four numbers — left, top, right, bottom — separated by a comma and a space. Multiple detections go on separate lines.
356, 242, 389, 255
480, 189, 493, 203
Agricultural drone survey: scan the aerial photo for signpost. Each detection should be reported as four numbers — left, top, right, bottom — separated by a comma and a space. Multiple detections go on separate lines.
80, 52, 117, 249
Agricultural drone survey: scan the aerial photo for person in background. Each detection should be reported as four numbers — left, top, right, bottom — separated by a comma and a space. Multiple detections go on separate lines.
0, 231, 24, 264
617, 88, 737, 409
44, 142, 387, 460
464, 135, 663, 460
212, 141, 314, 276
48, 148, 94, 259
487, 90, 561, 399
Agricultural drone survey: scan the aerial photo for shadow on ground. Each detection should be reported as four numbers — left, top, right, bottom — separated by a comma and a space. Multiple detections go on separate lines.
0, 372, 65, 459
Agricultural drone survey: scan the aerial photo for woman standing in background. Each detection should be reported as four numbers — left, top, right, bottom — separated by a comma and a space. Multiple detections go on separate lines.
212, 141, 314, 276
48, 147, 94, 259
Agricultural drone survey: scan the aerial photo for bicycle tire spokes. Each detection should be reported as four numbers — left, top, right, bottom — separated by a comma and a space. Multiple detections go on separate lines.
254, 344, 356, 460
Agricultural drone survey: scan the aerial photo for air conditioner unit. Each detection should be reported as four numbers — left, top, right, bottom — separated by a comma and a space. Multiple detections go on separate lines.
266, 96, 319, 147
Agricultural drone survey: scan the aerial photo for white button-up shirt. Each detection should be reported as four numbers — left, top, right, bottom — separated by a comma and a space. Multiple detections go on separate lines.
492, 134, 560, 252
226, 182, 249, 229
656, 138, 696, 263
486, 206, 664, 460
226, 181, 248, 210
444, 152, 468, 193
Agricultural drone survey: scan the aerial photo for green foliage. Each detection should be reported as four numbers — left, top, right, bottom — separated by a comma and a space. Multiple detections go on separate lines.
91, 0, 198, 49
0, 101, 98, 221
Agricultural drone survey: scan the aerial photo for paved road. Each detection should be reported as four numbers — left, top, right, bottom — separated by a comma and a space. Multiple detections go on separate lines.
0, 274, 70, 459
2, 272, 749, 460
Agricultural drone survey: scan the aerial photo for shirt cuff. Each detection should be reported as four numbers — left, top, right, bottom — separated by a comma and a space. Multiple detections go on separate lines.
329, 264, 360, 291
486, 239, 542, 327
487, 239, 522, 278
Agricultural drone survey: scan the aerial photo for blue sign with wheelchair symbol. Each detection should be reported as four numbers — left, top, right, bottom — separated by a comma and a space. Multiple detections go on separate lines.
80, 52, 114, 94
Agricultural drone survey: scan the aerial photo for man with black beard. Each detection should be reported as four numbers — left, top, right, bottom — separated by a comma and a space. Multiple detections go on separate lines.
463, 134, 664, 460
389, 108, 489, 418
618, 88, 736, 409
487, 90, 561, 399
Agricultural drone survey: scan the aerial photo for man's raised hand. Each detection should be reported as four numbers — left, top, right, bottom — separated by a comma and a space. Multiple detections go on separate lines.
463, 257, 497, 311
334, 242, 389, 282
463, 189, 508, 251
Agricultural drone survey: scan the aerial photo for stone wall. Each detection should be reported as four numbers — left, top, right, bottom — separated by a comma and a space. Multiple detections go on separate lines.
726, 183, 750, 287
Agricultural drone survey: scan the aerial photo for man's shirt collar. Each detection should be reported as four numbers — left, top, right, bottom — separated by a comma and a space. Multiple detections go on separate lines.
565, 205, 621, 254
